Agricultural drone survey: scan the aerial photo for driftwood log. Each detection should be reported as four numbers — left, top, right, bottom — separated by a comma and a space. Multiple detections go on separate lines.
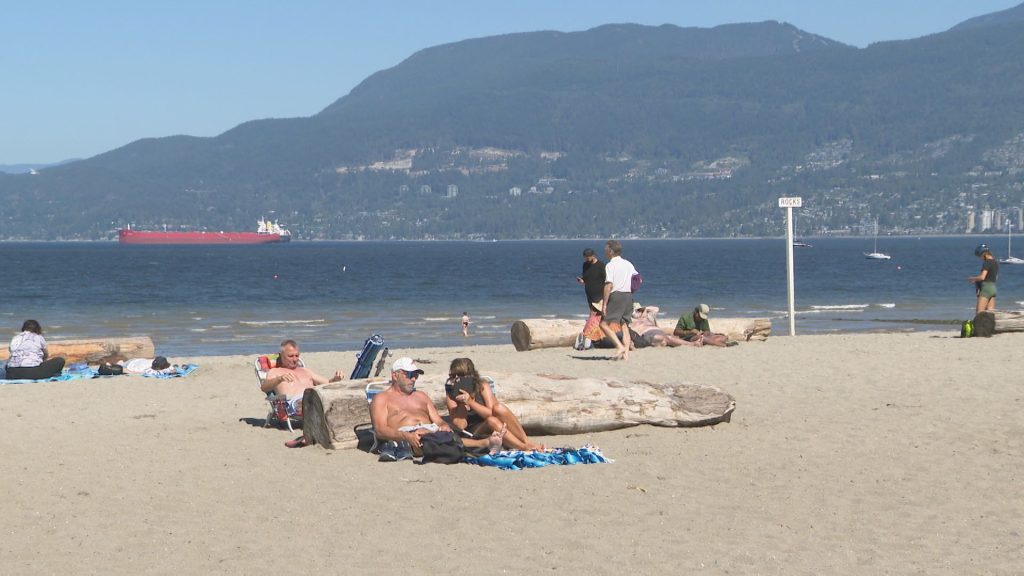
990, 310, 1024, 334
302, 372, 736, 450
511, 317, 770, 351
0, 336, 155, 364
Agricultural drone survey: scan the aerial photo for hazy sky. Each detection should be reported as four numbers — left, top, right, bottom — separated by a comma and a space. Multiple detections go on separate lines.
2, 0, 1019, 164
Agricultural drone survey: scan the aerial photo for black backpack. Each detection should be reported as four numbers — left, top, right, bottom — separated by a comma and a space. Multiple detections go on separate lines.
418, 431, 465, 464
972, 312, 996, 338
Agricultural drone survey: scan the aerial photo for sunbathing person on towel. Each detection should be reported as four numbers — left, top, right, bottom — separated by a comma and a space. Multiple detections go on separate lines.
445, 357, 543, 451
262, 339, 344, 415
370, 357, 503, 461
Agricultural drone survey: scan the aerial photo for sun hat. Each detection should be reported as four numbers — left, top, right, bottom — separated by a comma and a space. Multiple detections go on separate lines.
392, 357, 424, 375
696, 303, 710, 317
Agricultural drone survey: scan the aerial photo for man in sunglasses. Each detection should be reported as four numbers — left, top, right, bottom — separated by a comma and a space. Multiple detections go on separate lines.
370, 357, 503, 461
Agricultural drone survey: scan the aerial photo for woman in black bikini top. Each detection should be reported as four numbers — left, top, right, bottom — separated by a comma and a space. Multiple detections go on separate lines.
443, 357, 543, 452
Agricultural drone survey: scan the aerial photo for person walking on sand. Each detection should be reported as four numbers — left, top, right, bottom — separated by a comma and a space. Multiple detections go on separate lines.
968, 243, 998, 313
576, 248, 606, 315
599, 239, 637, 361
461, 312, 470, 337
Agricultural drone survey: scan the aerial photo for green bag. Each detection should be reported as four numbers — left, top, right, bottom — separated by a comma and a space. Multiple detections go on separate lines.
960, 320, 974, 338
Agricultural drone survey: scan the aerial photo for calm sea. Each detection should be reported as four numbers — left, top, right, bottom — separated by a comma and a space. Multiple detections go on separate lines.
2, 237, 1019, 358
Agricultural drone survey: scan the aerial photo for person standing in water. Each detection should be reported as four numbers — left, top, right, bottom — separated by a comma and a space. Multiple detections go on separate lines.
461, 312, 470, 337
968, 243, 998, 313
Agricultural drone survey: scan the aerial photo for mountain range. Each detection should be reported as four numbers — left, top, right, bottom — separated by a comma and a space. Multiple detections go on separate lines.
2, 4, 1024, 240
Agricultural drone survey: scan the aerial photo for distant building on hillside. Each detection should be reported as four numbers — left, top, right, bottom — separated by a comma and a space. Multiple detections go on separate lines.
445, 184, 458, 198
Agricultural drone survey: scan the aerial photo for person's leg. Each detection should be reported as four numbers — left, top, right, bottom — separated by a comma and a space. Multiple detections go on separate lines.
599, 321, 625, 355
987, 296, 996, 311
491, 403, 542, 450
976, 296, 990, 314
661, 333, 691, 347
6, 357, 65, 379
702, 332, 729, 347
620, 321, 632, 360
463, 425, 506, 452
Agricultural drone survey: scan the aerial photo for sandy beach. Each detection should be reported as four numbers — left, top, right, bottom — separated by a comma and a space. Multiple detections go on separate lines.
1, 331, 1022, 575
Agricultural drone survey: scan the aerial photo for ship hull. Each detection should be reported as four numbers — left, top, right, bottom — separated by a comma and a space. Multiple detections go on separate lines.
118, 230, 290, 245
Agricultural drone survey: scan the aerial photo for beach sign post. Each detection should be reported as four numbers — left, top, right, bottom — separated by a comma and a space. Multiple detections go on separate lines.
778, 196, 802, 336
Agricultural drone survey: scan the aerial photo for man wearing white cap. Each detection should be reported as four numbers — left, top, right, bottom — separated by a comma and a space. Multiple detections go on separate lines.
370, 357, 503, 461
673, 304, 731, 347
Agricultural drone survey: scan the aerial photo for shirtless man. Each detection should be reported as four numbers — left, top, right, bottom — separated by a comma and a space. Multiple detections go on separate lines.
261, 339, 344, 415
370, 357, 502, 461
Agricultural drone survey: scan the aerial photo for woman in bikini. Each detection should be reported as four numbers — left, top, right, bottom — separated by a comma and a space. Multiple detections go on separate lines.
444, 357, 543, 451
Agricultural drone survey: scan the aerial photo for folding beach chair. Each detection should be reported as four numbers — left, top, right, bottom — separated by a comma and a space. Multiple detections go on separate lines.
355, 380, 391, 453
350, 334, 384, 379
255, 353, 305, 432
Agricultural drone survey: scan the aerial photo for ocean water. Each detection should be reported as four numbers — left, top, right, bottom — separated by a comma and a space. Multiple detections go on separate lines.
2, 237, 1019, 358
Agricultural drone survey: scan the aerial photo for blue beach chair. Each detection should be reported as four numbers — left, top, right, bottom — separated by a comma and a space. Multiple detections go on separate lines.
350, 334, 384, 379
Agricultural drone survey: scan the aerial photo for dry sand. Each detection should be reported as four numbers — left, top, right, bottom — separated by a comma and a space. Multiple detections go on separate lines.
1, 331, 1022, 575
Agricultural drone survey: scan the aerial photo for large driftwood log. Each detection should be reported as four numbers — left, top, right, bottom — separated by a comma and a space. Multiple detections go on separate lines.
991, 310, 1024, 334
302, 372, 736, 450
0, 336, 155, 364
511, 317, 770, 351
511, 319, 582, 351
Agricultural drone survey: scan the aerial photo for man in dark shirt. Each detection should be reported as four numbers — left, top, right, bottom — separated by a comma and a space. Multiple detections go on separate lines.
577, 248, 606, 314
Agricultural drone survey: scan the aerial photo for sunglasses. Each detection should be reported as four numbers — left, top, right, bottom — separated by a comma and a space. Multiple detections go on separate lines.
402, 370, 421, 379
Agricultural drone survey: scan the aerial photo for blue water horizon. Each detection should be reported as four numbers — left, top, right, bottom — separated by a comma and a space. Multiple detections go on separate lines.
2, 237, 1017, 358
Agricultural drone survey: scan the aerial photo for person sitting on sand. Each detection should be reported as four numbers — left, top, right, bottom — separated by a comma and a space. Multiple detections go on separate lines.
673, 304, 733, 347
262, 339, 344, 415
6, 319, 66, 380
444, 357, 543, 451
370, 357, 504, 461
629, 303, 697, 348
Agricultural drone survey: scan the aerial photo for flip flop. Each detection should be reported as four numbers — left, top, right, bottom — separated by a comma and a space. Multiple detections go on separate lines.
284, 436, 308, 448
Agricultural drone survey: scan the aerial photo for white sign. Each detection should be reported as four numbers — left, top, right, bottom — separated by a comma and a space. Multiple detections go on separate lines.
778, 196, 803, 208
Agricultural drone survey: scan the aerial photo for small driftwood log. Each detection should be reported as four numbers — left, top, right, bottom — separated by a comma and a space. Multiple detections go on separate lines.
990, 310, 1024, 334
0, 336, 155, 364
510, 317, 770, 351
301, 372, 736, 450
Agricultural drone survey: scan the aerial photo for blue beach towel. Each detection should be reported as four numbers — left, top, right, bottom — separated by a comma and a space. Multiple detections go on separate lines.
0, 366, 98, 386
464, 445, 611, 471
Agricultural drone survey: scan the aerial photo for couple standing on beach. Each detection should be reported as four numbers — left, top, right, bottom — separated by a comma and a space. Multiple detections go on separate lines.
578, 240, 638, 361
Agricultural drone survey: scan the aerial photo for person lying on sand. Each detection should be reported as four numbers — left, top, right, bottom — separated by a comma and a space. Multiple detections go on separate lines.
370, 357, 503, 461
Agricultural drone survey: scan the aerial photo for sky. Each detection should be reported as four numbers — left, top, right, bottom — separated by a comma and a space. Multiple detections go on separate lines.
1, 0, 1020, 165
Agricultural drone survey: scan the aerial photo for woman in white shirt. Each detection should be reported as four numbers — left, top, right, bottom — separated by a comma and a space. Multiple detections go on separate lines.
6, 319, 66, 380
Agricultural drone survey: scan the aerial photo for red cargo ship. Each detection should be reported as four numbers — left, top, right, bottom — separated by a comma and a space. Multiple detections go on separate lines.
118, 218, 291, 245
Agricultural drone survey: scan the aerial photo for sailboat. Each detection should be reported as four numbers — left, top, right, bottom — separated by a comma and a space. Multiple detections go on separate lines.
1000, 221, 1024, 265
864, 218, 891, 260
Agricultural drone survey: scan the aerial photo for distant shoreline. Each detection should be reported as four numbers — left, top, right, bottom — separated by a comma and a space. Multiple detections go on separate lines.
0, 233, 1009, 244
